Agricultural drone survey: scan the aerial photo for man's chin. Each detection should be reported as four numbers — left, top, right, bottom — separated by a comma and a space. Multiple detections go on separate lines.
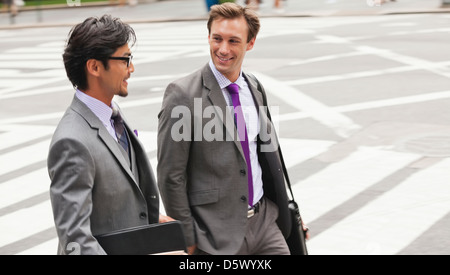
215, 64, 232, 77
117, 90, 128, 98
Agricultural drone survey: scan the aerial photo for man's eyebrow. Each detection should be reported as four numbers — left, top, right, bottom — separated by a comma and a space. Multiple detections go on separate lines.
123, 51, 132, 57
211, 34, 242, 40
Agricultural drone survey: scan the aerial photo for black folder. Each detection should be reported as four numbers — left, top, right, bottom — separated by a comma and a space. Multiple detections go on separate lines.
95, 221, 187, 255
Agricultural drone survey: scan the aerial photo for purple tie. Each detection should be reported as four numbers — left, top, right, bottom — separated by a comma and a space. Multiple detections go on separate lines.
227, 83, 254, 207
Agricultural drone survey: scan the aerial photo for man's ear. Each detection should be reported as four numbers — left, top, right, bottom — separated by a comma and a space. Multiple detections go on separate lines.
246, 37, 256, 51
85, 59, 101, 77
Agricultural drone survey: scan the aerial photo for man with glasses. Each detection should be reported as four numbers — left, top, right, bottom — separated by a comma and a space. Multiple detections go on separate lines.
48, 15, 171, 255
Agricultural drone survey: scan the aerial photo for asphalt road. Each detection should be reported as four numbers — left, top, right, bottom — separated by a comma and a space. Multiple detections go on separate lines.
0, 12, 450, 254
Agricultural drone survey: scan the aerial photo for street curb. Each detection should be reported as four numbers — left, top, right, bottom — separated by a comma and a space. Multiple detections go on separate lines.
1, 3, 450, 30
0, 1, 111, 14
0, 0, 160, 13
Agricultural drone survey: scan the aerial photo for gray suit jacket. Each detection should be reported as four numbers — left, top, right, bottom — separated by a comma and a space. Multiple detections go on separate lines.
157, 64, 291, 255
48, 96, 159, 255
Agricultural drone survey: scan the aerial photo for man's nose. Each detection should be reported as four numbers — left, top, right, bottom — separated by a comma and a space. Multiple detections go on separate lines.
219, 42, 230, 56
129, 61, 135, 73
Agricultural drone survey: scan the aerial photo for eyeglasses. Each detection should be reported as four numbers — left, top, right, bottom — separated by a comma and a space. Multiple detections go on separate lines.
108, 55, 133, 67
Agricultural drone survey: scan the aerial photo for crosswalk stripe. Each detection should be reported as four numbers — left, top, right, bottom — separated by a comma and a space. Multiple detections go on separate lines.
0, 201, 54, 248
0, 54, 61, 60
292, 147, 421, 224
6, 47, 63, 54
306, 157, 450, 255
15, 238, 58, 255
0, 125, 54, 151
0, 140, 50, 177
0, 61, 63, 69
0, 169, 49, 210
279, 138, 336, 168
256, 72, 361, 138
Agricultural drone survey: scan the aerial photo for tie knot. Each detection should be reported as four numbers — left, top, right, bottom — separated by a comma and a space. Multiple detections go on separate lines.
111, 107, 122, 122
226, 83, 240, 95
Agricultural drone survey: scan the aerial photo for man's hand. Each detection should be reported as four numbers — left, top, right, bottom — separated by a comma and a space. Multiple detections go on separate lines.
159, 214, 175, 223
187, 245, 197, 255
302, 222, 310, 240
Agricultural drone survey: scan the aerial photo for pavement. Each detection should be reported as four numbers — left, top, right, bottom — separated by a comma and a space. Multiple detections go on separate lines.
1, 0, 450, 29
1, 0, 450, 255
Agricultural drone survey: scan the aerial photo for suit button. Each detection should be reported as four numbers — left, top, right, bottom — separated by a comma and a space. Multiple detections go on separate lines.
240, 196, 247, 202
139, 212, 147, 219
240, 169, 246, 176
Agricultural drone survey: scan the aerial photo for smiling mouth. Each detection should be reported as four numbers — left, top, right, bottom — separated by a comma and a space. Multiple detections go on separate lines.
217, 55, 233, 62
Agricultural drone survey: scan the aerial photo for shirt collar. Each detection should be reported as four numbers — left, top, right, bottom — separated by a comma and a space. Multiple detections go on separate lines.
209, 60, 245, 90
75, 89, 114, 125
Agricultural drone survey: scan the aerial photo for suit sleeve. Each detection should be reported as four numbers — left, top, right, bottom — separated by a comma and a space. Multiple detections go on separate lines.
48, 137, 106, 255
157, 82, 196, 246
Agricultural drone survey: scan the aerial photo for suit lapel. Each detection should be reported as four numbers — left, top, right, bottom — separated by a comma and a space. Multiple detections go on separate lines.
203, 65, 246, 159
70, 96, 138, 187
122, 115, 142, 183
244, 72, 264, 110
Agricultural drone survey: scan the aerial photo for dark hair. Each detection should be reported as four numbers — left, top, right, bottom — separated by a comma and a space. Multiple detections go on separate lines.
62, 15, 136, 90
207, 2, 260, 43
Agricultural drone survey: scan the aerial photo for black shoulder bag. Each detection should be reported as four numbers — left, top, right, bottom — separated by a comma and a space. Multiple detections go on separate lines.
248, 74, 309, 255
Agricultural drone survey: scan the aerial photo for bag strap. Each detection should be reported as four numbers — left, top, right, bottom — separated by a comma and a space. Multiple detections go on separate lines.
247, 73, 296, 201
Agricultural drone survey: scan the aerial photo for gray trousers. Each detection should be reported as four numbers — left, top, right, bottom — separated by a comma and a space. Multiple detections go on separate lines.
236, 197, 290, 255
195, 197, 290, 255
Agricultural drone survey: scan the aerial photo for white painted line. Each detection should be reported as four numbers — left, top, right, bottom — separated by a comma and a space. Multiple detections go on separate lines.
15, 238, 57, 255
128, 74, 186, 83
0, 140, 50, 176
0, 69, 64, 78
0, 169, 49, 209
0, 77, 66, 95
293, 147, 421, 228
0, 112, 64, 125
285, 65, 415, 86
314, 35, 353, 44
0, 125, 55, 150
254, 72, 361, 138
132, 131, 158, 154
271, 89, 450, 123
0, 74, 180, 100
389, 27, 450, 36
355, 46, 450, 78
0, 201, 54, 248
279, 138, 336, 168
307, 157, 450, 255
133, 45, 205, 52
0, 85, 72, 100
6, 47, 63, 53
120, 97, 163, 109
289, 51, 367, 66
136, 40, 205, 46
0, 54, 61, 60
0, 95, 163, 126
0, 61, 63, 69
335, 90, 450, 113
